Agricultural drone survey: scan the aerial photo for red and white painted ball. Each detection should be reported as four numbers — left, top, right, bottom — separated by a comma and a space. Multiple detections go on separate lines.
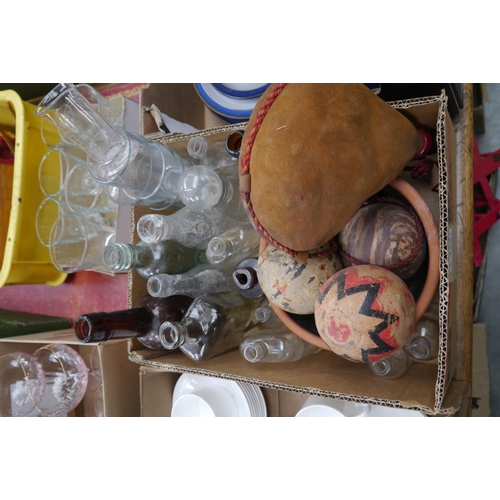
314, 265, 416, 363
257, 244, 343, 315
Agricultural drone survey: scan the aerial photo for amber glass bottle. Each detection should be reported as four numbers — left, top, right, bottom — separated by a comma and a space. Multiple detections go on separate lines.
74, 295, 193, 351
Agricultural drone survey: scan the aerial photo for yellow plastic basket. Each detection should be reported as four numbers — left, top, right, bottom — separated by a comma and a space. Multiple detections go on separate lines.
0, 90, 66, 287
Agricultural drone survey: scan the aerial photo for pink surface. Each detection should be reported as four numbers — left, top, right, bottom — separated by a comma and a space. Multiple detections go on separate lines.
0, 272, 129, 324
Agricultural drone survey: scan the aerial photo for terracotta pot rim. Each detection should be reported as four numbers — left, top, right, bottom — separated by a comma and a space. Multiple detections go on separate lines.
259, 177, 440, 351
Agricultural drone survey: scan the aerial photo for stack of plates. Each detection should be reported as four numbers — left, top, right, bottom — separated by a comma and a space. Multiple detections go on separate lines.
194, 83, 270, 124
171, 373, 266, 417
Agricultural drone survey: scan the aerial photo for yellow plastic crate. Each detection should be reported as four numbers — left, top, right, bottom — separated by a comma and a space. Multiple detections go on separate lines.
0, 90, 66, 287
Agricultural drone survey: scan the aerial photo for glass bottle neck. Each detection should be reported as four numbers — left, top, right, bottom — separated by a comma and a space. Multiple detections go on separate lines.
187, 136, 209, 159
407, 336, 432, 360
137, 214, 172, 243
207, 237, 234, 261
243, 341, 267, 363
75, 308, 153, 342
102, 243, 145, 272
371, 358, 393, 376
159, 320, 197, 349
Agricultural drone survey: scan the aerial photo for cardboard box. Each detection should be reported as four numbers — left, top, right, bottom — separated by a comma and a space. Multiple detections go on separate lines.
127, 84, 464, 416
139, 365, 337, 417
139, 365, 467, 417
0, 329, 141, 417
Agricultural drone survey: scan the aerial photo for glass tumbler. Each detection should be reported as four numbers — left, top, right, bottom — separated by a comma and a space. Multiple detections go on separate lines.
98, 135, 189, 210
40, 115, 78, 149
35, 83, 128, 167
39, 83, 121, 148
38, 148, 79, 198
49, 212, 116, 273
76, 83, 122, 127
35, 197, 73, 247
64, 162, 116, 215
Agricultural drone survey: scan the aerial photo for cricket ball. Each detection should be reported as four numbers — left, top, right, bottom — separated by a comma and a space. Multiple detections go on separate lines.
338, 202, 427, 281
314, 265, 416, 363
257, 244, 343, 315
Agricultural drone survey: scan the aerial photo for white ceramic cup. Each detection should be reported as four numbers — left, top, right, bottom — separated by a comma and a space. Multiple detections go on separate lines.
171, 386, 239, 417
295, 395, 371, 418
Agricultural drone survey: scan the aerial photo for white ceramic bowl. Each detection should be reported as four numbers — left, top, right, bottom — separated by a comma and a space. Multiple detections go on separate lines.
171, 385, 239, 417
295, 395, 371, 417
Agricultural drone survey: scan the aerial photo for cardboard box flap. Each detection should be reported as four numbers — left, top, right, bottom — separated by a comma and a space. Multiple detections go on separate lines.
130, 348, 439, 412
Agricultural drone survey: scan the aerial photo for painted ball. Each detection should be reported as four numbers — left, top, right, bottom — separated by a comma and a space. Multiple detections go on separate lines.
257, 244, 343, 315
338, 202, 427, 280
314, 265, 416, 363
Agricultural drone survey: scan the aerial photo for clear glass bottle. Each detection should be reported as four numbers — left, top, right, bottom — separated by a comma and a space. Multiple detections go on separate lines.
74, 295, 193, 351
405, 309, 439, 361
158, 291, 262, 361
177, 164, 246, 220
232, 257, 264, 299
253, 299, 284, 330
240, 330, 321, 363
147, 264, 234, 298
186, 136, 238, 169
368, 348, 412, 380
136, 207, 234, 250
101, 240, 208, 278
206, 222, 261, 268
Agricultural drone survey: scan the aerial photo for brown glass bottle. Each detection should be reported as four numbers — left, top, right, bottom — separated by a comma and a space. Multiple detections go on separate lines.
74, 295, 193, 350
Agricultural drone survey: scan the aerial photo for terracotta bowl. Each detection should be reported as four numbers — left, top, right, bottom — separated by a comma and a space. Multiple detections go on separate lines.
258, 177, 440, 351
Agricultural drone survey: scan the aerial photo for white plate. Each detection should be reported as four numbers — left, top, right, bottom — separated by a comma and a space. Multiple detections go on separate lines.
248, 385, 267, 417
238, 382, 267, 417
173, 373, 253, 417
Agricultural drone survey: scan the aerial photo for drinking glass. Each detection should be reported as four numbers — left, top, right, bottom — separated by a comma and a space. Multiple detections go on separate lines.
76, 83, 122, 127
38, 148, 78, 198
39, 84, 121, 148
40, 115, 78, 149
35, 197, 73, 247
64, 162, 116, 215
49, 212, 116, 273
35, 83, 127, 166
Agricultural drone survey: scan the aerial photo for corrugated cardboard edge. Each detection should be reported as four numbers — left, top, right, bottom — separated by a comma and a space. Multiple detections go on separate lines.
145, 122, 248, 145
390, 93, 450, 413
128, 350, 458, 416
435, 92, 451, 412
